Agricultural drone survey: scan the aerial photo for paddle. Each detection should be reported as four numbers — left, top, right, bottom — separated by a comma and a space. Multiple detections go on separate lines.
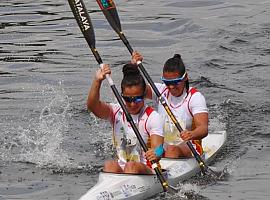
96, 0, 217, 177
67, 0, 177, 193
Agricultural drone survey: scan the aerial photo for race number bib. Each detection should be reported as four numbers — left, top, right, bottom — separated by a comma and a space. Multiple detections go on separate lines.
118, 133, 140, 163
164, 118, 185, 145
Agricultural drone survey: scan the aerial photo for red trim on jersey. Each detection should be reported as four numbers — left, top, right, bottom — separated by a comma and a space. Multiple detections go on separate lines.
187, 88, 198, 117
112, 107, 121, 129
144, 107, 154, 136
189, 88, 198, 96
158, 87, 169, 102
161, 87, 168, 96
145, 107, 154, 116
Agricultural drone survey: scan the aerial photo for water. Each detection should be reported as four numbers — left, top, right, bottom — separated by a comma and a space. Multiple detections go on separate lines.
1, 0, 270, 199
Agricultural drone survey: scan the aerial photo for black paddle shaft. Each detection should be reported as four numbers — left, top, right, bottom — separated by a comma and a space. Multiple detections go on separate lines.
67, 0, 169, 191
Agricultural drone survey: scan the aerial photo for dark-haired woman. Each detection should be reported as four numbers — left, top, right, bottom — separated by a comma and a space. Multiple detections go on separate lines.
132, 52, 208, 158
87, 63, 164, 174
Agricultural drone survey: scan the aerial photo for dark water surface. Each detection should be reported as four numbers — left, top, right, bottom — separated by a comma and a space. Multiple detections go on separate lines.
1, 0, 270, 199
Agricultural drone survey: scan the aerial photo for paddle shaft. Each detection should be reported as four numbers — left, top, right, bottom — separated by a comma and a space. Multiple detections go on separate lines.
97, 0, 207, 174
67, 0, 169, 191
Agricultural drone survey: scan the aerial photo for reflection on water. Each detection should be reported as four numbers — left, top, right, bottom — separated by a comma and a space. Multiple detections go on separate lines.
1, 0, 270, 199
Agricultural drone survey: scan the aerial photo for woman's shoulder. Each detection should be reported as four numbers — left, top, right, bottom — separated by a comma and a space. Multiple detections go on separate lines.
144, 106, 162, 119
189, 87, 205, 98
188, 87, 208, 110
144, 106, 164, 133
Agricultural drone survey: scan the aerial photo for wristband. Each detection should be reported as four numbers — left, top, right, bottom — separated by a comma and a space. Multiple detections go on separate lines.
154, 144, 164, 157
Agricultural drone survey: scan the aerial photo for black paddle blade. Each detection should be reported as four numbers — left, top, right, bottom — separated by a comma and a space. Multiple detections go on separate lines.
198, 160, 223, 179
167, 185, 178, 194
96, 0, 122, 32
68, 0, 96, 48
68, 0, 103, 64
204, 166, 225, 180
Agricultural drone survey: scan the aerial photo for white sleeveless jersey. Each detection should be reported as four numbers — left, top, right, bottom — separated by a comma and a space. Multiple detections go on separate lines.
151, 84, 208, 145
108, 104, 164, 167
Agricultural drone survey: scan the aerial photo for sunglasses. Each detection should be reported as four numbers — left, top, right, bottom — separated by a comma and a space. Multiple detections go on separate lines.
121, 94, 144, 103
161, 72, 186, 86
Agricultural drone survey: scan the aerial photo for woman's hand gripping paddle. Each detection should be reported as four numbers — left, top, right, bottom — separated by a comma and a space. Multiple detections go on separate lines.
96, 0, 222, 179
67, 0, 177, 193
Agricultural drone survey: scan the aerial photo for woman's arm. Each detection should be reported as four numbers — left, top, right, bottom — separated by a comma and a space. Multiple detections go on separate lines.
181, 91, 209, 141
87, 64, 112, 120
181, 112, 208, 141
192, 112, 208, 139
145, 135, 164, 162
144, 111, 165, 161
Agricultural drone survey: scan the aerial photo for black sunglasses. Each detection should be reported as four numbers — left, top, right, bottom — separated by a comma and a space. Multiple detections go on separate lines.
121, 94, 144, 103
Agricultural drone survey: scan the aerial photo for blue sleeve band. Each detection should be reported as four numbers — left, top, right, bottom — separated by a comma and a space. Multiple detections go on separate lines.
154, 144, 164, 157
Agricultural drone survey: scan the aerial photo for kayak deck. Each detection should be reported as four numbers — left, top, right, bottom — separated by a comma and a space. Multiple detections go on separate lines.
79, 130, 226, 200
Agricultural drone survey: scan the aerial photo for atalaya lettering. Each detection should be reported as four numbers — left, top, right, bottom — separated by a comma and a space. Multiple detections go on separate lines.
74, 0, 90, 31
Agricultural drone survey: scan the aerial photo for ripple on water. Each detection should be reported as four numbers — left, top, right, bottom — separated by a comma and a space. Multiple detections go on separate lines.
166, 1, 224, 8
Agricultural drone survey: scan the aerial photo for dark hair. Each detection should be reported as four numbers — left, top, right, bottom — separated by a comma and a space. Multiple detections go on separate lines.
163, 54, 185, 75
163, 54, 189, 94
121, 63, 146, 94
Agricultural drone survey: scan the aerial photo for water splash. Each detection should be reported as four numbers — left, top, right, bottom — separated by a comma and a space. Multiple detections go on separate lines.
25, 87, 70, 167
151, 183, 203, 200
218, 156, 240, 180
177, 183, 202, 199
0, 85, 73, 168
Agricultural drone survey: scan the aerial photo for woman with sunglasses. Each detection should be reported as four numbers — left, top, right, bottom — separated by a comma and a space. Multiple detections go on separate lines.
87, 63, 164, 174
132, 52, 208, 158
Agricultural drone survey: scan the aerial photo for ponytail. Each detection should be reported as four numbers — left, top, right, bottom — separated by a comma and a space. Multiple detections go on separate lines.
121, 64, 146, 93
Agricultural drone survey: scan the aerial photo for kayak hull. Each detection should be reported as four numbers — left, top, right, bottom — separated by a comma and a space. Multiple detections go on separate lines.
82, 172, 165, 200
79, 130, 226, 200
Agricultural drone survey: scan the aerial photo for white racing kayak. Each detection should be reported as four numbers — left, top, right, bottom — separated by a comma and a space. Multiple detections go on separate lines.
79, 130, 226, 200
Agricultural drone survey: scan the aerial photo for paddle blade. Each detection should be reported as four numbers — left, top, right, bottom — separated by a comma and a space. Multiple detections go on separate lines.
205, 166, 226, 180
68, 0, 96, 48
167, 185, 178, 194
96, 0, 122, 32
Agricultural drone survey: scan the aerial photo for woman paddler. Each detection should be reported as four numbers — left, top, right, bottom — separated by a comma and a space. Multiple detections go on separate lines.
87, 63, 164, 174
131, 51, 209, 158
